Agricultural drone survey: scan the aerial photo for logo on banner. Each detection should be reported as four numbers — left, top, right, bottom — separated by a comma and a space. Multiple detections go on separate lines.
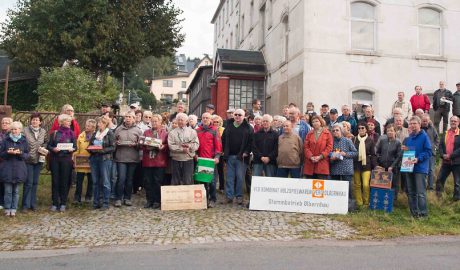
312, 180, 324, 198
194, 190, 203, 202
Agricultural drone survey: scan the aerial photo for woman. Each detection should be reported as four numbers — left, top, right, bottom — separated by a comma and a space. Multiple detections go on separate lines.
0, 117, 13, 209
50, 104, 81, 139
73, 119, 96, 204
276, 121, 303, 178
212, 115, 225, 192
303, 115, 333, 179
88, 117, 115, 210
0, 121, 29, 216
342, 121, 354, 141
142, 114, 168, 209
23, 113, 48, 211
329, 123, 358, 211
376, 124, 402, 199
47, 114, 76, 212
366, 119, 380, 144
352, 122, 376, 207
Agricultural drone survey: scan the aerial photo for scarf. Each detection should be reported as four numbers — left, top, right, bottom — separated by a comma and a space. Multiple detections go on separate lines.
95, 128, 109, 141
314, 127, 323, 141
357, 134, 368, 166
9, 133, 22, 142
30, 126, 41, 140
58, 126, 73, 143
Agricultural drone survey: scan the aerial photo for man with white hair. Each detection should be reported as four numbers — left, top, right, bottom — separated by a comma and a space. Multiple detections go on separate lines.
415, 108, 425, 119
392, 91, 413, 120
222, 109, 253, 205
288, 107, 310, 142
384, 107, 409, 132
433, 81, 453, 134
168, 113, 199, 185
252, 114, 278, 178
337, 105, 357, 134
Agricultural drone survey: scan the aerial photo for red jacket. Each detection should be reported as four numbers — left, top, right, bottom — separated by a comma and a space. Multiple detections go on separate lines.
196, 125, 222, 159
410, 94, 430, 113
303, 128, 333, 176
142, 128, 169, 168
50, 118, 81, 139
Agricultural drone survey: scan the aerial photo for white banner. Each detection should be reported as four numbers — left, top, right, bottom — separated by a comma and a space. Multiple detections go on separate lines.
249, 177, 349, 215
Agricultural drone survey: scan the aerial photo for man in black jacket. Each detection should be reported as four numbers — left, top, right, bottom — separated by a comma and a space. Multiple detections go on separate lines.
252, 114, 278, 177
433, 81, 453, 134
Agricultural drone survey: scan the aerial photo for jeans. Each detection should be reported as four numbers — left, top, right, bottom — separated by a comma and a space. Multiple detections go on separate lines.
143, 167, 165, 204
116, 162, 137, 201
0, 182, 4, 206
171, 159, 194, 185
276, 168, 301, 178
91, 157, 112, 207
217, 156, 225, 190
405, 173, 428, 217
252, 163, 276, 177
204, 167, 218, 202
426, 155, 436, 189
391, 170, 401, 200
132, 163, 143, 193
4, 183, 19, 211
436, 163, 460, 199
110, 161, 118, 198
434, 107, 449, 134
225, 155, 246, 199
353, 170, 371, 206
50, 157, 72, 207
74, 172, 93, 202
22, 163, 42, 209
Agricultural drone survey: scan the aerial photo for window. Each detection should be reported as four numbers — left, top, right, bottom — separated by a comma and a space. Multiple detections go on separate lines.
235, 24, 239, 45
240, 14, 245, 40
418, 8, 442, 55
162, 80, 173, 87
352, 90, 374, 118
350, 2, 376, 51
267, 0, 273, 29
259, 4, 266, 47
181, 81, 187, 88
161, 94, 173, 102
281, 16, 289, 63
250, 1, 254, 30
228, 79, 265, 111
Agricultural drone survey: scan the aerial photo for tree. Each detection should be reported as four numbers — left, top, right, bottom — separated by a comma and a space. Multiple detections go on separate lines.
37, 67, 118, 112
135, 55, 177, 81
1, 0, 184, 77
125, 71, 157, 110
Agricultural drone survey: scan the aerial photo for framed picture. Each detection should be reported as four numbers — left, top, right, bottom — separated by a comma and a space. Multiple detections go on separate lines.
370, 170, 393, 189
75, 155, 90, 169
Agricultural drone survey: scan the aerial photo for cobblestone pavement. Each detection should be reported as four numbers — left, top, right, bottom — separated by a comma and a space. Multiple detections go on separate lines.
0, 193, 356, 251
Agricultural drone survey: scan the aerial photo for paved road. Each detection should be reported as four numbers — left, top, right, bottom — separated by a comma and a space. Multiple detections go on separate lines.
1, 237, 459, 270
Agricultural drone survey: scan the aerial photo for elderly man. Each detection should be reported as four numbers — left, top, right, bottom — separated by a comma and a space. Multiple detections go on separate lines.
436, 116, 460, 201
205, 104, 215, 115
410, 85, 431, 113
337, 105, 357, 134
196, 112, 222, 208
252, 114, 278, 178
394, 116, 409, 143
168, 113, 199, 185
433, 81, 453, 134
169, 101, 186, 121
414, 108, 425, 119
288, 107, 311, 142
359, 106, 381, 135
223, 108, 235, 128
384, 108, 409, 132
453, 83, 460, 118
222, 109, 253, 205
392, 91, 413, 120
327, 108, 339, 130
421, 114, 439, 190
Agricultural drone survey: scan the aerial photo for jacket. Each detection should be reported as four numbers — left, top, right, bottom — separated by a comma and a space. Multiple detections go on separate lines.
222, 119, 253, 164
50, 118, 81, 139
23, 126, 48, 164
337, 114, 357, 134
399, 130, 432, 174
277, 133, 303, 168
114, 124, 143, 163
329, 136, 357, 176
358, 116, 382, 135
353, 136, 376, 172
168, 126, 199, 161
376, 135, 401, 169
252, 128, 278, 165
47, 129, 77, 159
74, 131, 93, 173
432, 88, 453, 111
410, 94, 431, 113
89, 130, 116, 161
392, 100, 413, 120
439, 129, 460, 165
142, 128, 169, 168
303, 128, 333, 175
0, 135, 29, 184
452, 91, 460, 116
421, 124, 439, 155
196, 125, 222, 159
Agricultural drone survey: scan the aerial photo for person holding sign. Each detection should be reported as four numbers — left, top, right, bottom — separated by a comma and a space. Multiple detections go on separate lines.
196, 112, 222, 208
303, 115, 333, 179
376, 124, 402, 199
47, 114, 76, 212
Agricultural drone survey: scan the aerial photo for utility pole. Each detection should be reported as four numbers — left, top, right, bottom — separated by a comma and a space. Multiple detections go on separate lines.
3, 65, 9, 105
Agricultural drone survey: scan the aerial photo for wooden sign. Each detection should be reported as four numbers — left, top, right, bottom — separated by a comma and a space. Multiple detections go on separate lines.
370, 170, 393, 189
161, 184, 207, 211
75, 155, 90, 169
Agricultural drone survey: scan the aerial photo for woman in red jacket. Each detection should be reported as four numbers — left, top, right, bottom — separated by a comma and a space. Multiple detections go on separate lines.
303, 115, 333, 179
50, 104, 81, 139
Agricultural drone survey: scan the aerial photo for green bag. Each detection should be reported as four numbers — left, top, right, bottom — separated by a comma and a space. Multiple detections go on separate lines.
194, 157, 215, 183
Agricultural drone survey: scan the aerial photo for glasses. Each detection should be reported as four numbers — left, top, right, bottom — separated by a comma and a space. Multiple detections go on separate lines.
234, 114, 243, 117
213, 121, 219, 123
358, 127, 366, 130
144, 116, 151, 118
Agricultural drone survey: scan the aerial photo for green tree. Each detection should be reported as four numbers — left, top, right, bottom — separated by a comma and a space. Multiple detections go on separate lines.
1, 0, 184, 77
0, 79, 38, 111
37, 67, 118, 112
135, 55, 177, 81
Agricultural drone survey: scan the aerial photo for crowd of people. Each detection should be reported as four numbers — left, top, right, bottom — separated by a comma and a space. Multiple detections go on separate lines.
0, 81, 459, 218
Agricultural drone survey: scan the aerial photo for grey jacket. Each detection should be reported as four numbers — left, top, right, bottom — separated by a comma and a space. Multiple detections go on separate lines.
23, 126, 48, 164
422, 124, 439, 155
114, 124, 143, 163
168, 126, 199, 161
453, 91, 460, 116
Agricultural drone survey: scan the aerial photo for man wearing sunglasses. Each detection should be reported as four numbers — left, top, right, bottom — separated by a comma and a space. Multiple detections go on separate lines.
222, 109, 253, 205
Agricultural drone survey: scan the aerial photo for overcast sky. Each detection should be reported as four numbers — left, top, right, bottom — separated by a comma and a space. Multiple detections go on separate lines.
0, 0, 218, 58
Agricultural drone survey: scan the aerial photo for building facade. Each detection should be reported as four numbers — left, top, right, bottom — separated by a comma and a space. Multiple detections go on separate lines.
186, 66, 213, 116
211, 0, 460, 120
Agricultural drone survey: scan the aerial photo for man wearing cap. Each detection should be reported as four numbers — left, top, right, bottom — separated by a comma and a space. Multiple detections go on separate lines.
223, 108, 235, 128
327, 108, 339, 130
452, 83, 460, 118
129, 103, 139, 112
320, 104, 330, 125
433, 81, 453, 134
205, 104, 215, 115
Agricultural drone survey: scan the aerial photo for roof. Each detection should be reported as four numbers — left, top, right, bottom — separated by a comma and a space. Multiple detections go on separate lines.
214, 49, 266, 77
211, 0, 226, 23
0, 56, 38, 83
186, 66, 213, 94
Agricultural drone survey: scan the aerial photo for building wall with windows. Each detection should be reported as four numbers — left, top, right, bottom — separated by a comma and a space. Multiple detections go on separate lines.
212, 0, 460, 120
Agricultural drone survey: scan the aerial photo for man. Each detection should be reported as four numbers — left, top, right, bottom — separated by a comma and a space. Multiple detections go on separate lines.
327, 108, 339, 130
410, 85, 430, 113
205, 104, 215, 115
305, 102, 317, 123
282, 105, 290, 119
288, 107, 311, 142
169, 101, 186, 121
320, 104, 330, 125
196, 112, 222, 208
247, 99, 263, 118
421, 114, 439, 190
223, 108, 235, 128
452, 82, 460, 118
359, 106, 381, 135
222, 109, 253, 205
415, 108, 425, 119
433, 81, 453, 134
168, 113, 200, 185
252, 114, 278, 178
436, 116, 460, 201
384, 108, 409, 131
337, 105, 357, 134
392, 92, 413, 120
129, 103, 139, 113
395, 116, 409, 143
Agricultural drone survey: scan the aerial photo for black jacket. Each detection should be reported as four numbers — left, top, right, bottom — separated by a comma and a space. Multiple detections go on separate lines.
433, 88, 453, 111
222, 119, 253, 164
376, 135, 401, 169
453, 91, 460, 116
89, 130, 116, 161
353, 136, 377, 171
358, 116, 382, 135
439, 130, 460, 165
252, 128, 278, 165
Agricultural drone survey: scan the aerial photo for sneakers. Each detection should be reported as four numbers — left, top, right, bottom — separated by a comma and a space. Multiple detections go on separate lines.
59, 205, 66, 212
100, 205, 109, 211
10, 210, 16, 217
208, 201, 216, 208
224, 198, 233, 204
50, 205, 58, 212
124, 200, 132, 206
236, 197, 244, 205
4, 209, 10, 216
114, 200, 122, 207
152, 202, 161, 209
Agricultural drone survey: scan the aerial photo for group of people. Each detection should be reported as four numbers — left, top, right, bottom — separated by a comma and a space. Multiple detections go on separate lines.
0, 81, 459, 219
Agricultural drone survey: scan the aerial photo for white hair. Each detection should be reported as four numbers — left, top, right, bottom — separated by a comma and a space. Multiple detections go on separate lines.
188, 114, 198, 122
234, 109, 245, 116
262, 114, 273, 123
176, 112, 188, 121
10, 121, 23, 130
58, 114, 72, 125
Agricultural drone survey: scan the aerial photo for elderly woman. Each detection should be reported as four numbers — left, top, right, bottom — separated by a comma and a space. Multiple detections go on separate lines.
376, 124, 402, 199
212, 115, 225, 192
342, 121, 354, 141
73, 119, 96, 204
253, 115, 263, 133
352, 122, 376, 207
188, 114, 198, 129
252, 114, 278, 177
137, 110, 152, 132
303, 115, 333, 179
0, 121, 29, 216
114, 111, 143, 207
366, 119, 380, 144
142, 114, 169, 209
88, 117, 115, 210
22, 113, 48, 211
50, 104, 80, 139
0, 117, 13, 209
329, 123, 357, 210
277, 121, 303, 178
47, 114, 77, 212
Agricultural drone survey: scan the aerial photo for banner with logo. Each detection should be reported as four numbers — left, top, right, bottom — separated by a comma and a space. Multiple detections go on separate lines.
249, 177, 349, 215
161, 184, 207, 211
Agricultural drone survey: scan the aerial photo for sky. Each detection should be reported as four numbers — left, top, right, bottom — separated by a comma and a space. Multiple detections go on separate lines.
0, 0, 218, 58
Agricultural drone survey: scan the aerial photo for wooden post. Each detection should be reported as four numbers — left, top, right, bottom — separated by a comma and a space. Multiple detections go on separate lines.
4, 65, 9, 105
